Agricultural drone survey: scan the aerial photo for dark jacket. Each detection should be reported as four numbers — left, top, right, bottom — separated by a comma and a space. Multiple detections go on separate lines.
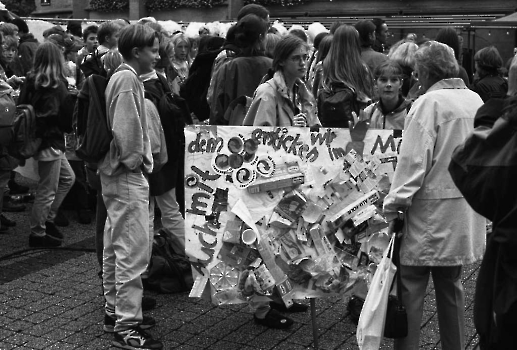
144, 74, 185, 197
471, 99, 517, 350
17, 33, 39, 76
209, 55, 272, 125
180, 45, 222, 121
472, 74, 508, 102
17, 75, 74, 153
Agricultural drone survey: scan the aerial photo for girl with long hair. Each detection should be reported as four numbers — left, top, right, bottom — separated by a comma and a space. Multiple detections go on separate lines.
309, 33, 333, 98
18, 41, 76, 247
319, 25, 373, 127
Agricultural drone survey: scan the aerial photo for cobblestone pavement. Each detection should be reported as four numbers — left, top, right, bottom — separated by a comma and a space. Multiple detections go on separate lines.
0, 178, 481, 350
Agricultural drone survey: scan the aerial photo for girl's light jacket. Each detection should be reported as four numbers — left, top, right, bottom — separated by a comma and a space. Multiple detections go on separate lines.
383, 78, 486, 266
243, 71, 320, 127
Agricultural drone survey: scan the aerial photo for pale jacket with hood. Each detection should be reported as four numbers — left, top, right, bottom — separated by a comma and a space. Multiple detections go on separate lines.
362, 96, 412, 130
243, 71, 320, 127
383, 78, 486, 266
99, 64, 153, 176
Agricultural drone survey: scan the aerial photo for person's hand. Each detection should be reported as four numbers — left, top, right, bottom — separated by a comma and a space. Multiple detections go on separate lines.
387, 216, 405, 238
7, 75, 25, 88
293, 113, 307, 127
350, 109, 368, 127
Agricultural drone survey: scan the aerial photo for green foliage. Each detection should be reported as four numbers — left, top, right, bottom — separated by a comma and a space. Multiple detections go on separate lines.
3, 0, 36, 16
89, 0, 129, 12
244, 0, 305, 6
145, 0, 226, 11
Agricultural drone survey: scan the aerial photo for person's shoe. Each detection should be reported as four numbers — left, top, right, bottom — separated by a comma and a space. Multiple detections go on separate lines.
347, 295, 364, 325
270, 301, 309, 313
29, 234, 62, 247
77, 210, 92, 225
0, 214, 16, 227
112, 326, 163, 349
254, 309, 293, 329
53, 209, 69, 227
142, 296, 156, 311
2, 196, 26, 212
8, 180, 29, 195
45, 221, 64, 240
104, 314, 156, 333
0, 223, 9, 233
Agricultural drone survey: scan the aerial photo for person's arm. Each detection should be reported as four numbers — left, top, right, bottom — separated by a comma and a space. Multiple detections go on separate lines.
108, 90, 146, 171
209, 63, 230, 125
383, 99, 435, 217
242, 84, 277, 126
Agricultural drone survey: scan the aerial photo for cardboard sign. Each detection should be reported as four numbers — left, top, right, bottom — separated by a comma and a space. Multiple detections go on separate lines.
185, 126, 401, 305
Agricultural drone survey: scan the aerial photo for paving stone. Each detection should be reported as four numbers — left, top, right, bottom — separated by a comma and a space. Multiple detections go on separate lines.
0, 197, 482, 350
23, 336, 57, 349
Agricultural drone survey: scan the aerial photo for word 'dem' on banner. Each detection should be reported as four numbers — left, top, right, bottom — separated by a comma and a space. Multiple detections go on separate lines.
184, 125, 402, 306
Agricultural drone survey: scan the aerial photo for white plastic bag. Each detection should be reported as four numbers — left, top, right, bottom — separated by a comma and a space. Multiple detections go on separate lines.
356, 233, 397, 350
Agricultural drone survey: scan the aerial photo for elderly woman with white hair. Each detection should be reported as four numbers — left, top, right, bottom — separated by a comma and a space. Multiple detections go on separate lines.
383, 41, 486, 350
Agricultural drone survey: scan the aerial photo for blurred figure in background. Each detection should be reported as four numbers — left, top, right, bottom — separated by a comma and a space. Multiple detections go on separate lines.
472, 46, 508, 102
388, 41, 419, 98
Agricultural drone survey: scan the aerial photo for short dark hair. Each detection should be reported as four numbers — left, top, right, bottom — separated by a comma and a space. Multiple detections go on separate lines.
372, 18, 386, 34
313, 32, 328, 52
11, 18, 29, 34
237, 4, 269, 21
117, 24, 158, 61
354, 20, 376, 47
233, 14, 268, 50
435, 26, 460, 60
67, 20, 82, 37
272, 35, 308, 72
82, 25, 98, 42
475, 46, 503, 76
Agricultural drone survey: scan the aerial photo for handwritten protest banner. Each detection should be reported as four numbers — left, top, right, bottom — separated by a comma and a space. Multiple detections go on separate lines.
185, 124, 402, 306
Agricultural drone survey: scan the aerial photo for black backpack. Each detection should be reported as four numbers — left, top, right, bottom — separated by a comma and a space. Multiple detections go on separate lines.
73, 74, 112, 163
79, 50, 107, 78
146, 229, 193, 293
3, 104, 40, 160
143, 74, 192, 153
317, 83, 369, 128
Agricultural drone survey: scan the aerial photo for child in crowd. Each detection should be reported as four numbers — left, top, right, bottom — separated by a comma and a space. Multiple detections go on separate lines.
11, 18, 39, 77
361, 60, 412, 130
98, 24, 162, 349
169, 33, 191, 94
17, 42, 76, 247
0, 35, 21, 78
97, 20, 123, 56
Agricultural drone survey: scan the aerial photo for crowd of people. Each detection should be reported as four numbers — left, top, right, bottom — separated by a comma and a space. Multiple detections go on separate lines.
0, 4, 515, 349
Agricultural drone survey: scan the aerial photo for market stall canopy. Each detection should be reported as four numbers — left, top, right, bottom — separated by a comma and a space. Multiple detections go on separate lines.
468, 12, 517, 28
